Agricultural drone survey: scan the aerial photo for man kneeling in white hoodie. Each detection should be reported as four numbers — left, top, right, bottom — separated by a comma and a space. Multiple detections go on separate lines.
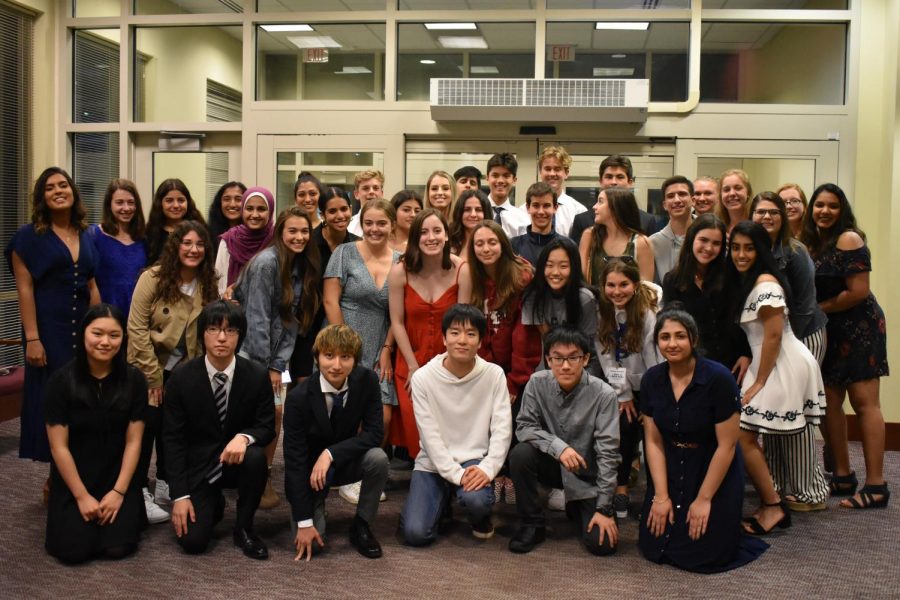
400, 304, 513, 545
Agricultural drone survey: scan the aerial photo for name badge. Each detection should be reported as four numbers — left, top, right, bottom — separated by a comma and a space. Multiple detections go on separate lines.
607, 367, 627, 387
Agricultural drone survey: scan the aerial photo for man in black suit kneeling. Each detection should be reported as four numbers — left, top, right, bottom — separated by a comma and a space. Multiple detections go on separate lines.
163, 300, 275, 559
284, 324, 388, 561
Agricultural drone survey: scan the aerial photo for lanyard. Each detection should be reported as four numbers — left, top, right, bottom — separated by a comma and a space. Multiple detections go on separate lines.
614, 322, 629, 365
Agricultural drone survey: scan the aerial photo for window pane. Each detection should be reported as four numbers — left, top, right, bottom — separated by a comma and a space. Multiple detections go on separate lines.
704, 0, 846, 8
256, 24, 385, 101
398, 22, 535, 101
135, 26, 242, 122
400, 0, 533, 7
73, 133, 119, 221
74, 30, 120, 123
74, 0, 121, 17
135, 0, 242, 15
700, 22, 846, 104
259, 0, 383, 9
548, 0, 688, 6
546, 22, 688, 102
274, 151, 384, 212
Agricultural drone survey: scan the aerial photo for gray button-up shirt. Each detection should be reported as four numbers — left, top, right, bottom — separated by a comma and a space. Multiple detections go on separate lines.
516, 369, 620, 508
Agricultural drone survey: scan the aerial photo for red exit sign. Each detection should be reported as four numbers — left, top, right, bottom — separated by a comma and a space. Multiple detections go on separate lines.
549, 45, 575, 62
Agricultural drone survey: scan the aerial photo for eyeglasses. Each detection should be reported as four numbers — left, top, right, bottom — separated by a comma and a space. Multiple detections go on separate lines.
180, 240, 206, 250
753, 209, 781, 218
206, 326, 240, 337
547, 355, 585, 366
785, 199, 804, 206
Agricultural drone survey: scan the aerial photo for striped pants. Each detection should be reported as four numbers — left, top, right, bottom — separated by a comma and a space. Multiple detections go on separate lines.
762, 328, 829, 504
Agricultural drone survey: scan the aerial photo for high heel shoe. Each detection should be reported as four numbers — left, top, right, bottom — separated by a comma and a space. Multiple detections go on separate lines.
743, 500, 792, 536
841, 483, 890, 509
829, 471, 858, 497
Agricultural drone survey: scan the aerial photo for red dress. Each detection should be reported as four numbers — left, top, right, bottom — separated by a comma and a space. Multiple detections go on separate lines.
391, 270, 460, 457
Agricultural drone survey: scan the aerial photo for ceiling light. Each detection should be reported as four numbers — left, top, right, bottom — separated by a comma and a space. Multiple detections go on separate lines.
424, 23, 477, 30
470, 66, 499, 74
335, 66, 372, 74
438, 36, 487, 49
420, 59, 436, 65
593, 67, 635, 77
288, 35, 342, 49
261, 24, 314, 32
595, 22, 649, 30
611, 53, 627, 59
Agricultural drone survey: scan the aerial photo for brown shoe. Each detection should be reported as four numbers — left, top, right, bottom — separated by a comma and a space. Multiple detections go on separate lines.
259, 478, 281, 510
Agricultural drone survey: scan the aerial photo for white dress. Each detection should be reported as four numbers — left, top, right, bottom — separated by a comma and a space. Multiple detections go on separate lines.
739, 280, 825, 434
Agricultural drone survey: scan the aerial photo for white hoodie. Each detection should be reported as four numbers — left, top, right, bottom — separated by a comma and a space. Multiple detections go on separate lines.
411, 353, 512, 485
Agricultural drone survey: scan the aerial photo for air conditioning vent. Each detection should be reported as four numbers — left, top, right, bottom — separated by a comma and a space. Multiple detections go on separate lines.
430, 78, 648, 123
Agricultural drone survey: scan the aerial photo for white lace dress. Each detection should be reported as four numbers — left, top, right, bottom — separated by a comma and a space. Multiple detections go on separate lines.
739, 280, 825, 434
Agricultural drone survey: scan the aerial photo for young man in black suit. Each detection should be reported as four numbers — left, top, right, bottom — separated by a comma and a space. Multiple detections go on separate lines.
284, 324, 388, 561
163, 300, 275, 560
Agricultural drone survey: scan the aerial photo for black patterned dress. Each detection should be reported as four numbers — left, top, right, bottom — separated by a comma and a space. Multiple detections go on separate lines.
813, 244, 889, 386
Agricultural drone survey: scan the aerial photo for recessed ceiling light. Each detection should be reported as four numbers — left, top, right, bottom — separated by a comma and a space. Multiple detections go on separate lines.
425, 23, 477, 30
438, 36, 487, 49
593, 67, 635, 77
261, 24, 314, 32
288, 35, 342, 48
420, 59, 436, 65
611, 53, 627, 59
595, 22, 649, 30
335, 66, 372, 74
470, 66, 499, 74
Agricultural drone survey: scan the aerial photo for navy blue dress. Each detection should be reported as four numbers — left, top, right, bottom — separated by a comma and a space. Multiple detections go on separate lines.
638, 358, 767, 573
87, 225, 147, 320
5, 224, 98, 461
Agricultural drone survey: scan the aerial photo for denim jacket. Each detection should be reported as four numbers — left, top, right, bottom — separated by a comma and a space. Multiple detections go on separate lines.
234, 247, 301, 373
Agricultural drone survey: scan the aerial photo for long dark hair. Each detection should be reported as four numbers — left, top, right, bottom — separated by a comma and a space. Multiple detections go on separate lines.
72, 303, 135, 410
668, 214, 728, 295
207, 181, 246, 245
727, 221, 792, 321
154, 220, 219, 305
467, 221, 532, 315
587, 186, 643, 284
800, 183, 865, 256
146, 178, 206, 262
450, 189, 491, 254
597, 258, 658, 354
31, 167, 88, 233
402, 208, 452, 274
100, 178, 147, 240
273, 207, 321, 332
523, 237, 597, 327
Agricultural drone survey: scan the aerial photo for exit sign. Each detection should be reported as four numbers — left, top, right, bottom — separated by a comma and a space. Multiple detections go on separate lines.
303, 48, 329, 63
549, 45, 575, 62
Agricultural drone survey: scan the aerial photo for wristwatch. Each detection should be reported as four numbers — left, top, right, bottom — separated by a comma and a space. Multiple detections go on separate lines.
597, 504, 615, 518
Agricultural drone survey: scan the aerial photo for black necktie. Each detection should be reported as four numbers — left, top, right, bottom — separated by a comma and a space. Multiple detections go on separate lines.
207, 371, 228, 484
492, 206, 504, 225
330, 390, 346, 426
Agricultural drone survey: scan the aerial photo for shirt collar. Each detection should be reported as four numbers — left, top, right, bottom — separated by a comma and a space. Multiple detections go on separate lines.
489, 197, 513, 211
319, 372, 349, 396
205, 355, 236, 380
556, 369, 589, 398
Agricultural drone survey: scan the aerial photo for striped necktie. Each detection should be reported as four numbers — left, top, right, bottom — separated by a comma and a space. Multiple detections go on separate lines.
492, 206, 504, 225
207, 371, 228, 484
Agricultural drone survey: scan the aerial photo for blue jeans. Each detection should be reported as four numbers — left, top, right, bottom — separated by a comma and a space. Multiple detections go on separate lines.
400, 459, 495, 546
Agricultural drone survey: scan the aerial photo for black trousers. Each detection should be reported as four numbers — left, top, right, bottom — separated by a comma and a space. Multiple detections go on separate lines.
617, 394, 642, 487
177, 445, 268, 555
137, 404, 166, 487
509, 443, 615, 556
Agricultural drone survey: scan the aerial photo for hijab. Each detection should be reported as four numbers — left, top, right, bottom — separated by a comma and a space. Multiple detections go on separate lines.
220, 186, 275, 285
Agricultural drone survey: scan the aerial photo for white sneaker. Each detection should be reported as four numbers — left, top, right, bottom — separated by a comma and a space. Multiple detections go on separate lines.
547, 488, 566, 511
154, 479, 170, 505
143, 488, 170, 524
339, 481, 362, 504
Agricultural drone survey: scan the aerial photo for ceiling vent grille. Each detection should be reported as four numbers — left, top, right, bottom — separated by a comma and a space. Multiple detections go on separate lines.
430, 78, 648, 123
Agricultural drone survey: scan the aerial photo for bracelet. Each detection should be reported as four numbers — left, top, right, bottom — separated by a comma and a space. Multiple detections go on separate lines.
112, 488, 126, 497
652, 496, 670, 504
382, 344, 393, 350
26, 338, 39, 343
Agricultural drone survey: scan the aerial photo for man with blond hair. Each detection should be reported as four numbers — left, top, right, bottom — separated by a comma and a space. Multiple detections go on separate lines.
526, 145, 587, 237
348, 169, 385, 236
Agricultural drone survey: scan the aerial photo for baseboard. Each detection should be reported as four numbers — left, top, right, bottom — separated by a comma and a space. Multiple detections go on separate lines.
846, 416, 900, 451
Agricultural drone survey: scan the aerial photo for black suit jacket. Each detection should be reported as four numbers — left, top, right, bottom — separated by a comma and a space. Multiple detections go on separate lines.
283, 366, 383, 522
162, 355, 276, 500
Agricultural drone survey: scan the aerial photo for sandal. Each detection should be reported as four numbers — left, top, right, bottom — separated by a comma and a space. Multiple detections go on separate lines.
841, 483, 890, 509
829, 471, 858, 497
743, 501, 792, 536
783, 495, 827, 512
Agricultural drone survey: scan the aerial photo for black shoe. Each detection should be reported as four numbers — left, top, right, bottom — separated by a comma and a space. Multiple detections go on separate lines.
508, 526, 546, 553
349, 516, 383, 559
233, 528, 268, 560
471, 516, 494, 540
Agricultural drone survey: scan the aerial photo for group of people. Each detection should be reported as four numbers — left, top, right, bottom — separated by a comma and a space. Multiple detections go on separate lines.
5, 146, 888, 572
